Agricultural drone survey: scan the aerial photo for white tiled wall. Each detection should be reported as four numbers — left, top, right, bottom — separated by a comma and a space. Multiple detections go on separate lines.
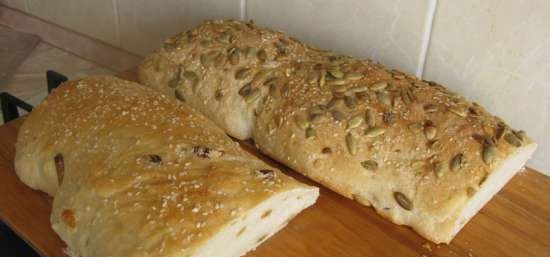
1, 0, 549, 174
247, 0, 432, 75
27, 0, 119, 46
423, 0, 550, 174
116, 0, 240, 55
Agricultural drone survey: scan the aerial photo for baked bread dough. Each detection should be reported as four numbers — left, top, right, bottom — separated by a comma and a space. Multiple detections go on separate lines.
14, 76, 318, 257
138, 20, 537, 243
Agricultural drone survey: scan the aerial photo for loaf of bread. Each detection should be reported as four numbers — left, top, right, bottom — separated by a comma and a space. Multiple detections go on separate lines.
14, 76, 319, 257
138, 20, 537, 243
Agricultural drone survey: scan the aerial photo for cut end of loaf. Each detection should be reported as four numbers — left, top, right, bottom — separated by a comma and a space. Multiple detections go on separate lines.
447, 142, 538, 242
191, 187, 319, 257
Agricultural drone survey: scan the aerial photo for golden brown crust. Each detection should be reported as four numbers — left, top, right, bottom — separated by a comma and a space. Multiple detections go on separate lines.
14, 76, 316, 257
138, 20, 535, 243
138, 20, 330, 140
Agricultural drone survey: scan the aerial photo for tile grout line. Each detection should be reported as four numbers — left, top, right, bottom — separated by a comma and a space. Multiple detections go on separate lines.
112, 0, 121, 46
239, 0, 247, 20
23, 0, 29, 12
416, 0, 438, 79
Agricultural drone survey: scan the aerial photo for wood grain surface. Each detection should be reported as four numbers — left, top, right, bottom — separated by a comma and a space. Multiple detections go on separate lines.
1, 74, 549, 257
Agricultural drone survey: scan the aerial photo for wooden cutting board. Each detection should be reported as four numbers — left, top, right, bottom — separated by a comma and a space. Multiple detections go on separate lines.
1, 74, 549, 257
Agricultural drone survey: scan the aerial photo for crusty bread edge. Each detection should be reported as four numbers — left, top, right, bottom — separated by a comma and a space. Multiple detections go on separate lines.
192, 187, 319, 257
446, 142, 538, 242
375, 142, 537, 243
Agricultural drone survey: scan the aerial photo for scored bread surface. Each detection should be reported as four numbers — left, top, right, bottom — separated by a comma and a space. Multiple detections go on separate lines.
137, 20, 537, 243
14, 76, 318, 257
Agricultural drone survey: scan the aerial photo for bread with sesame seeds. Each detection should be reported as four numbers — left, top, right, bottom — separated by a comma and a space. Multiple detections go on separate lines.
14, 76, 319, 257
137, 20, 537, 243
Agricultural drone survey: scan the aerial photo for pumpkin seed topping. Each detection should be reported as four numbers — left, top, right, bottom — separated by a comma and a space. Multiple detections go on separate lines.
365, 109, 376, 127
155, 57, 169, 71
350, 84, 369, 93
307, 72, 318, 84
332, 92, 345, 99
504, 133, 522, 147
214, 89, 223, 101
235, 68, 252, 80
175, 88, 185, 101
275, 40, 288, 55
328, 78, 347, 86
482, 144, 496, 165
424, 104, 438, 113
344, 95, 357, 108
408, 122, 423, 131
306, 127, 316, 139
394, 192, 413, 210
238, 83, 252, 96
467, 187, 477, 197
346, 133, 358, 155
326, 98, 340, 109
331, 110, 345, 121
149, 154, 162, 163
515, 130, 527, 141
401, 91, 411, 104
494, 123, 506, 140
295, 116, 310, 130
333, 85, 348, 94
263, 77, 280, 88
246, 47, 257, 59
365, 127, 386, 137
214, 53, 226, 68
200, 39, 213, 47
244, 88, 261, 103
434, 162, 444, 178
319, 69, 327, 87
217, 31, 231, 43
275, 53, 289, 61
308, 113, 323, 123
377, 92, 391, 106
228, 47, 240, 65
483, 124, 494, 136
449, 106, 468, 117
411, 160, 424, 169
408, 88, 416, 99
328, 69, 344, 79
163, 39, 178, 50
427, 140, 442, 151
361, 160, 378, 171
182, 71, 199, 91
251, 70, 270, 85
383, 113, 395, 124
200, 54, 211, 67
167, 74, 180, 88
183, 70, 198, 81
347, 115, 364, 129
424, 125, 437, 140
257, 49, 267, 62
450, 154, 463, 171
370, 82, 388, 91
309, 105, 326, 115
345, 72, 363, 81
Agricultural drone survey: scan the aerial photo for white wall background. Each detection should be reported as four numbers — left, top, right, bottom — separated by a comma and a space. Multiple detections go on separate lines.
2, 0, 549, 175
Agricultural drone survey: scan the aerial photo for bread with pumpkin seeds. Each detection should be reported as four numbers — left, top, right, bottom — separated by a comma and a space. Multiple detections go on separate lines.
14, 76, 319, 257
138, 20, 537, 243
138, 20, 330, 140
